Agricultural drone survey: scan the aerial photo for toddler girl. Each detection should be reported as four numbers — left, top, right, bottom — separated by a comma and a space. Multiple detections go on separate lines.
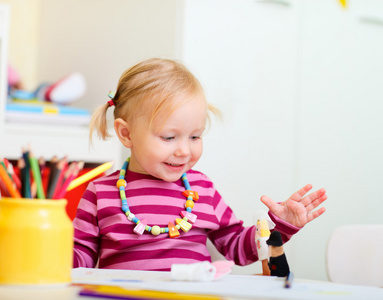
73, 58, 327, 270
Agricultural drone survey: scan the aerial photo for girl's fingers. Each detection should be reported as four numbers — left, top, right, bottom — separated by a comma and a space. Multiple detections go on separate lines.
289, 184, 313, 201
307, 206, 326, 223
300, 188, 327, 207
260, 195, 278, 212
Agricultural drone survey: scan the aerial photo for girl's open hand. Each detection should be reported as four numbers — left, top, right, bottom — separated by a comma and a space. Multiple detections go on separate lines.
260, 184, 327, 228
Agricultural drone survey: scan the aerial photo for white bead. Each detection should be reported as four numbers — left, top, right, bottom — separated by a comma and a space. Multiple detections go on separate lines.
127, 213, 135, 221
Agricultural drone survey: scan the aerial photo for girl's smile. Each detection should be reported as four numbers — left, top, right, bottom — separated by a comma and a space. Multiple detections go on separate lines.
122, 95, 207, 182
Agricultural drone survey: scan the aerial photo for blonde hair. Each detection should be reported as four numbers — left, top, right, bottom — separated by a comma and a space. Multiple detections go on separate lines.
89, 58, 220, 143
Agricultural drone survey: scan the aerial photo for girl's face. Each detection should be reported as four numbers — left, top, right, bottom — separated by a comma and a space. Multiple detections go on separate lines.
128, 95, 207, 182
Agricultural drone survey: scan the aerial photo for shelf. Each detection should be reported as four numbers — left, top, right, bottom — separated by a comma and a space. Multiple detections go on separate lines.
0, 4, 125, 167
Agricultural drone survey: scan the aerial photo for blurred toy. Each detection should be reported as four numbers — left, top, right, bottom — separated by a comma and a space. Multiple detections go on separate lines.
254, 210, 275, 276
171, 260, 234, 281
8, 64, 23, 90
266, 230, 290, 277
8, 64, 86, 105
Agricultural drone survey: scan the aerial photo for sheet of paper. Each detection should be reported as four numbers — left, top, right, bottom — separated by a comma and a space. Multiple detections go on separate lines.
72, 268, 383, 300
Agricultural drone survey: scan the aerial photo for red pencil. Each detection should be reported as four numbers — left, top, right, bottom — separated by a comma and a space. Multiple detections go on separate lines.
48, 157, 67, 199
55, 161, 84, 199
0, 161, 21, 198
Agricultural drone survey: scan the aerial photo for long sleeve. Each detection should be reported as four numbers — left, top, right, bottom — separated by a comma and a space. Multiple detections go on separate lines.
206, 188, 300, 266
268, 211, 301, 243
206, 190, 258, 265
72, 182, 100, 268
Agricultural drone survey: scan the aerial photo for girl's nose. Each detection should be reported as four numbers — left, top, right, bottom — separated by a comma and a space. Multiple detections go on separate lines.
175, 140, 190, 157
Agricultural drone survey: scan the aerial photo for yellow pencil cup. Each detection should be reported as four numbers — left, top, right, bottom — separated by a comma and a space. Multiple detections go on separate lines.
0, 198, 73, 285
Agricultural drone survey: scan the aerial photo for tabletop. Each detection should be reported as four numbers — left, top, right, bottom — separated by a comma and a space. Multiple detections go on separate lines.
1, 268, 382, 300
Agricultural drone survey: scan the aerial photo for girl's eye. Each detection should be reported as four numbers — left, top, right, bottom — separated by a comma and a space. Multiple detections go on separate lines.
161, 136, 175, 141
191, 136, 201, 140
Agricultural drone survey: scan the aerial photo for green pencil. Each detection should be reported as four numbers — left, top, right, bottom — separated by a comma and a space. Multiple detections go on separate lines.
29, 153, 45, 199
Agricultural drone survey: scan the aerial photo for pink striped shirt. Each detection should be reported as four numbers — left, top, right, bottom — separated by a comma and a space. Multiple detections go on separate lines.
73, 169, 299, 270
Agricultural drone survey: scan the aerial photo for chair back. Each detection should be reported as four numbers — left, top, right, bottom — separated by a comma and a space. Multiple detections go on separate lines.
326, 224, 383, 287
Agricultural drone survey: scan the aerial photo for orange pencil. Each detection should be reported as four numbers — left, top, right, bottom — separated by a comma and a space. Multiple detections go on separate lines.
0, 162, 21, 198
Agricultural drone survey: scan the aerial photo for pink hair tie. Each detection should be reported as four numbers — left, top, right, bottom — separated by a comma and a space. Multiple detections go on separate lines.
107, 91, 115, 107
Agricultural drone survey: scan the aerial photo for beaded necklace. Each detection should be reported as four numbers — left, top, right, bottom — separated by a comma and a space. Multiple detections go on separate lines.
117, 158, 198, 238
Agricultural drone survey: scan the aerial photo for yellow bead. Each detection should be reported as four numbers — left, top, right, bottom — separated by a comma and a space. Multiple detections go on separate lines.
151, 225, 161, 236
116, 179, 126, 189
175, 218, 192, 232
185, 200, 194, 209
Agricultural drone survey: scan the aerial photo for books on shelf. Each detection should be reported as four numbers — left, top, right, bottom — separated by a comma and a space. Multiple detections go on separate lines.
5, 99, 91, 126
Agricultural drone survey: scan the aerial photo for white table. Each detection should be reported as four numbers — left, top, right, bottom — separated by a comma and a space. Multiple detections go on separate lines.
1, 268, 382, 300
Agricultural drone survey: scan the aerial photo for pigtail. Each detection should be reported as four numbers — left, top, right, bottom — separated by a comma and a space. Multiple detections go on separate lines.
208, 103, 222, 121
89, 103, 112, 144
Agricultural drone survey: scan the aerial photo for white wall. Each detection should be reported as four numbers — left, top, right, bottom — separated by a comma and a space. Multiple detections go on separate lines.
178, 0, 383, 280
4, 0, 383, 281
37, 0, 179, 112
178, 0, 299, 276
293, 0, 383, 280
0, 0, 42, 90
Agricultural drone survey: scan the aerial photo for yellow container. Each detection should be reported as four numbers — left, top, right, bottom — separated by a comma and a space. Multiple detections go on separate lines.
0, 198, 73, 285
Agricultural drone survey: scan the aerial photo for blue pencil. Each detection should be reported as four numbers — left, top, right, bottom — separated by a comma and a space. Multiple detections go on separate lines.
285, 271, 294, 288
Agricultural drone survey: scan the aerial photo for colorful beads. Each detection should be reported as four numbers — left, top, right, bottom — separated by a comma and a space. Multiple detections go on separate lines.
127, 212, 135, 221
180, 211, 197, 224
119, 157, 197, 237
134, 219, 147, 235
182, 190, 199, 201
116, 179, 126, 188
151, 225, 161, 236
176, 218, 192, 232
185, 199, 194, 209
168, 222, 180, 238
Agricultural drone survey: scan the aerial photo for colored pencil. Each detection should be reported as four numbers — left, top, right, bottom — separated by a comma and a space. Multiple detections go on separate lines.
54, 161, 84, 199
28, 152, 45, 199
48, 157, 67, 199
22, 148, 32, 198
79, 284, 221, 300
0, 161, 21, 198
18, 158, 28, 198
3, 159, 21, 191
9, 161, 22, 191
46, 156, 58, 195
0, 174, 11, 197
66, 161, 114, 191
285, 271, 294, 288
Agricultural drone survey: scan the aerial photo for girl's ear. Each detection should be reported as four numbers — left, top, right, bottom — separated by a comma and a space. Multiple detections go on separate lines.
114, 118, 132, 148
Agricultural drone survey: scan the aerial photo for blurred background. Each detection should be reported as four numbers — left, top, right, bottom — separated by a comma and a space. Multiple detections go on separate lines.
0, 0, 382, 281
